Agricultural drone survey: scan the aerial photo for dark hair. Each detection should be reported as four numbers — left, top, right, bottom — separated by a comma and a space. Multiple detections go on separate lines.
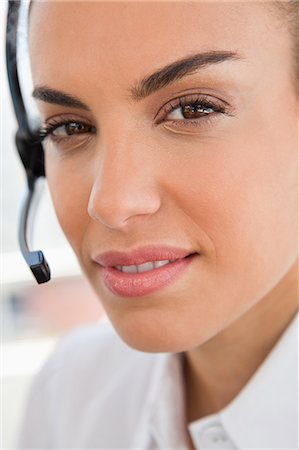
272, 1, 299, 94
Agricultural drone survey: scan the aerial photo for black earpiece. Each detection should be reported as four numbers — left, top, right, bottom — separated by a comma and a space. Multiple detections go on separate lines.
6, 0, 51, 284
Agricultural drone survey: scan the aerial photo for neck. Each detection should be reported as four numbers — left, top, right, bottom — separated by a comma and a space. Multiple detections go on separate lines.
183, 259, 298, 423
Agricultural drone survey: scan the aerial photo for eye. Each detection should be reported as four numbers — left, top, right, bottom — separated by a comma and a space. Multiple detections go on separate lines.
39, 118, 96, 142
155, 93, 232, 133
52, 122, 92, 137
168, 103, 216, 120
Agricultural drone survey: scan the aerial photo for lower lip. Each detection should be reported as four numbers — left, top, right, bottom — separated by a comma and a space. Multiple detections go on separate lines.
101, 254, 196, 298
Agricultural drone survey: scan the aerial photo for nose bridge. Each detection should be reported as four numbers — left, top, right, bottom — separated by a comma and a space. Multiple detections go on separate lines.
88, 130, 161, 229
103, 130, 144, 181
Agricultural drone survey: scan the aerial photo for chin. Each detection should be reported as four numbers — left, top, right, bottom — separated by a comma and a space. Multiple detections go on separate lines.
108, 313, 207, 354
116, 330, 188, 353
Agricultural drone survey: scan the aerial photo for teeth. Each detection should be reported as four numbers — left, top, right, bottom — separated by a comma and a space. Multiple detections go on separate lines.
153, 260, 171, 269
122, 265, 139, 273
114, 259, 172, 273
137, 261, 155, 273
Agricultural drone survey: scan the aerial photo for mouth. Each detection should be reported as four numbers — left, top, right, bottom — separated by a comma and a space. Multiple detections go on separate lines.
113, 258, 184, 273
93, 246, 198, 298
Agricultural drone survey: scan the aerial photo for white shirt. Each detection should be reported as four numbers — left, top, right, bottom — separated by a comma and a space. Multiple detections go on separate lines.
17, 312, 298, 449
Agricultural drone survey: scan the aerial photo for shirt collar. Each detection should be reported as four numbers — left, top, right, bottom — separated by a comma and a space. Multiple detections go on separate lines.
148, 351, 190, 449
149, 312, 298, 449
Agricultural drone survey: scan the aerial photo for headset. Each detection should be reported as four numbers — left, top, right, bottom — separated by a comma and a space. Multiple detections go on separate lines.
6, 0, 51, 284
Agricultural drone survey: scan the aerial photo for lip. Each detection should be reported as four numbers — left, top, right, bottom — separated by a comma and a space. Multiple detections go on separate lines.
93, 246, 197, 298
93, 245, 194, 267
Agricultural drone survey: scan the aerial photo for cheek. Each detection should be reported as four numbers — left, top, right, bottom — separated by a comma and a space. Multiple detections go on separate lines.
45, 150, 91, 257
169, 126, 297, 295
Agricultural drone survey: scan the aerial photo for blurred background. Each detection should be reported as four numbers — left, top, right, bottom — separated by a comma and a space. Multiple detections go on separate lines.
1, 2, 106, 446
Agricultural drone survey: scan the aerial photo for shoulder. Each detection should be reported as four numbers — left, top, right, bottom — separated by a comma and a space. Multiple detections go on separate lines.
39, 321, 159, 389
17, 322, 163, 447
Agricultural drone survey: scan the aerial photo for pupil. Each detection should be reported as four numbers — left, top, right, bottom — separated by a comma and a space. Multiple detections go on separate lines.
182, 104, 213, 119
67, 122, 83, 134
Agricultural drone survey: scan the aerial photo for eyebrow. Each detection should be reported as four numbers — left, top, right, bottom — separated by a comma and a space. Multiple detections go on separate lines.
32, 87, 91, 110
130, 50, 242, 100
32, 50, 242, 108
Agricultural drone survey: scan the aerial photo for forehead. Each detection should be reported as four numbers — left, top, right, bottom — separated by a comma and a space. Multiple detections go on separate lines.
28, 2, 290, 97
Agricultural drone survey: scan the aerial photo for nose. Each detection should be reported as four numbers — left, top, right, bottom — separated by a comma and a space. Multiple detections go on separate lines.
87, 138, 162, 230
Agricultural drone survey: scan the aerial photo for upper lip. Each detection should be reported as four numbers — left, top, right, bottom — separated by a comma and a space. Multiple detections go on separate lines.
93, 245, 195, 267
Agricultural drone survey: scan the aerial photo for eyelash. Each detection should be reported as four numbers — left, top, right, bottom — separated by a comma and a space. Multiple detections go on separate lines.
39, 118, 96, 142
156, 93, 230, 129
39, 93, 230, 142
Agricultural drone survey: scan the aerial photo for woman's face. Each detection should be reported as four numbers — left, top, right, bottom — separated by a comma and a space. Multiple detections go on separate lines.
29, 1, 298, 352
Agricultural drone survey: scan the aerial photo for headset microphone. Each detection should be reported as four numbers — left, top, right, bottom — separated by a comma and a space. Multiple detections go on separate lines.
6, 0, 51, 284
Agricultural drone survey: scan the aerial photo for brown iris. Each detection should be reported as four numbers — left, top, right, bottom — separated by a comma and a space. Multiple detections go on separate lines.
182, 104, 214, 119
65, 122, 87, 135
53, 122, 90, 136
